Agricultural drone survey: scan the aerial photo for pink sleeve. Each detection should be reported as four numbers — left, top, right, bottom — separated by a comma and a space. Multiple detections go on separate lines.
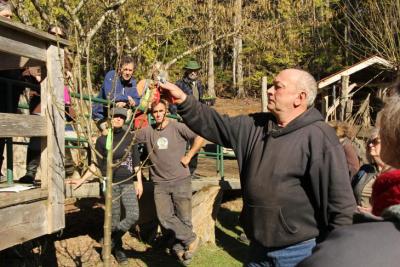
64, 86, 71, 105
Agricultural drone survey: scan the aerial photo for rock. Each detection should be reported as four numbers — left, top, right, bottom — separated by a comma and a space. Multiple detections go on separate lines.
191, 186, 223, 245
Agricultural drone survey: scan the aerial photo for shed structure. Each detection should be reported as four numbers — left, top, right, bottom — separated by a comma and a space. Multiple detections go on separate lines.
0, 16, 68, 250
317, 56, 396, 123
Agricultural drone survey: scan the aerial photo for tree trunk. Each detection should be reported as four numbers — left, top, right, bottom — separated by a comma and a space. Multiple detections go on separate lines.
103, 130, 113, 267
234, 0, 245, 98
261, 76, 268, 112
207, 0, 216, 98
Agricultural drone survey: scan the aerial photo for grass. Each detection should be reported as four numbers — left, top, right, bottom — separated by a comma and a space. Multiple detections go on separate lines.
126, 197, 248, 267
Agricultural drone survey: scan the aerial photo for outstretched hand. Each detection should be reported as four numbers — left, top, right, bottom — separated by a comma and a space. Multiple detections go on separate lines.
158, 81, 187, 104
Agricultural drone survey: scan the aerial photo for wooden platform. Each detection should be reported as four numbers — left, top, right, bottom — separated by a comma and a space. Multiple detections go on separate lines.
64, 177, 241, 199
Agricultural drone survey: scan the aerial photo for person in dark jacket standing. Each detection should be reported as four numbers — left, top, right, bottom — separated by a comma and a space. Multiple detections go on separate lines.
175, 60, 204, 176
158, 69, 356, 267
71, 107, 143, 264
175, 60, 204, 102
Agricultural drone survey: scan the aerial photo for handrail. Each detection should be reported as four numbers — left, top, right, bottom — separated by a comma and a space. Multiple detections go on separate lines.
0, 77, 40, 90
2, 84, 228, 184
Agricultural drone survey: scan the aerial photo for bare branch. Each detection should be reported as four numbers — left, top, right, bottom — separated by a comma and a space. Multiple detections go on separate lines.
165, 30, 238, 69
61, 0, 84, 37
10, 0, 32, 25
73, 0, 87, 15
29, 0, 50, 24
85, 0, 127, 45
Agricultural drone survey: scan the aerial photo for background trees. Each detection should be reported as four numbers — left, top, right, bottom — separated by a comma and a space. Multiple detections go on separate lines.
10, 0, 396, 97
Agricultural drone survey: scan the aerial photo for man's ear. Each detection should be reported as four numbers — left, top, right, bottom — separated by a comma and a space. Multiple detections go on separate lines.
294, 91, 307, 107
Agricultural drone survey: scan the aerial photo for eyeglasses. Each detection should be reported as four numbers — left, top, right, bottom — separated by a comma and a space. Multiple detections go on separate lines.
367, 138, 381, 146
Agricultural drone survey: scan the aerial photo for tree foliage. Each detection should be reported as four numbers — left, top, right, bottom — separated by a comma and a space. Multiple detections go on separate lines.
11, 0, 382, 97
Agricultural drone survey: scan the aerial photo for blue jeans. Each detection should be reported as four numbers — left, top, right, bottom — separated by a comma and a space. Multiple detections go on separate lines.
246, 238, 316, 267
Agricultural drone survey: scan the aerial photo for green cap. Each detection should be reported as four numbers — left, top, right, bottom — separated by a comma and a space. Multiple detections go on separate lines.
183, 60, 201, 70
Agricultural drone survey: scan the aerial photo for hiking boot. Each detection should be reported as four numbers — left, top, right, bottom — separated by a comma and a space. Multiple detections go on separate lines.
238, 232, 249, 243
184, 236, 199, 260
114, 248, 128, 265
18, 174, 35, 184
175, 249, 185, 262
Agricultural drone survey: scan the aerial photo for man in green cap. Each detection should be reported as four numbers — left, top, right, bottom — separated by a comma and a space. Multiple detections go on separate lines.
175, 59, 204, 103
174, 59, 205, 176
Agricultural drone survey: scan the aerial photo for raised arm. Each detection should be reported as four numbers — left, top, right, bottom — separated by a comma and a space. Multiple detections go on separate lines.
158, 82, 250, 149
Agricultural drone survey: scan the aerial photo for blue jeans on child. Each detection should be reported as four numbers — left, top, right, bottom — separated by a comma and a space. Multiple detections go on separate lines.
246, 238, 316, 267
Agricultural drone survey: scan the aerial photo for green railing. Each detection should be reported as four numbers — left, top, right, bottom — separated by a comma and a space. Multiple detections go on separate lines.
1, 80, 230, 184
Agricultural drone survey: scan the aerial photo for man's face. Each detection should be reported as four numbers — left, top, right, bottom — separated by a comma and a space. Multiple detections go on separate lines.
187, 70, 198, 80
120, 63, 134, 81
112, 115, 125, 128
49, 26, 65, 38
267, 71, 303, 115
152, 102, 167, 125
0, 9, 12, 19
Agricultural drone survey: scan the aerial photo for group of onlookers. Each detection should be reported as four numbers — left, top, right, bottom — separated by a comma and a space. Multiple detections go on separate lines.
68, 56, 205, 264
2, 2, 400, 266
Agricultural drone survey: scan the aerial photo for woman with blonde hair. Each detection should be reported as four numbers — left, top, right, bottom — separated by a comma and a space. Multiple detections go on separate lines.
351, 127, 392, 211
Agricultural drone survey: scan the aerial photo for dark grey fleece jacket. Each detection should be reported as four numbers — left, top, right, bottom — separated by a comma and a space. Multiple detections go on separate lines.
298, 205, 400, 267
178, 96, 356, 248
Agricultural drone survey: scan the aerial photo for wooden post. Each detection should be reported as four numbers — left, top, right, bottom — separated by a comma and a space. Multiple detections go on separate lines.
42, 44, 65, 233
321, 93, 329, 118
261, 76, 268, 112
340, 75, 349, 121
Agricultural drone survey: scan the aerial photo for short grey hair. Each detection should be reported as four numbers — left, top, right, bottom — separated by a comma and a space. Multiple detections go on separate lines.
296, 70, 317, 107
0, 1, 12, 12
379, 82, 400, 167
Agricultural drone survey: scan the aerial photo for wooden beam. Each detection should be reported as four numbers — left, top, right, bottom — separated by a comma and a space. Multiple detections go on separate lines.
318, 56, 394, 89
0, 188, 48, 209
0, 52, 45, 71
0, 113, 47, 137
0, 16, 69, 46
0, 26, 47, 61
0, 200, 48, 250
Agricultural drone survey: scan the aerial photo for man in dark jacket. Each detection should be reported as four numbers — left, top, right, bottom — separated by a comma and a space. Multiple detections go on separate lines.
158, 69, 356, 267
175, 60, 204, 102
175, 59, 205, 176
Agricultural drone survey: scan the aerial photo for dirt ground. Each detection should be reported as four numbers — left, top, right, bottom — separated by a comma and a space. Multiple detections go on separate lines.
0, 97, 259, 267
